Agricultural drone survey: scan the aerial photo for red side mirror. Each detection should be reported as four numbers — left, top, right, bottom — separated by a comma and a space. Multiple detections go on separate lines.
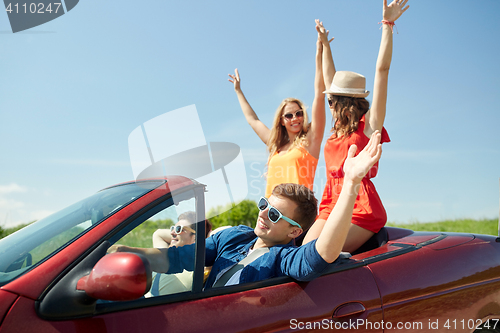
77, 252, 152, 301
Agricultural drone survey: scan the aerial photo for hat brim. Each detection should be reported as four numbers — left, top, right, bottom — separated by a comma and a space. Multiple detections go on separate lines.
323, 90, 370, 98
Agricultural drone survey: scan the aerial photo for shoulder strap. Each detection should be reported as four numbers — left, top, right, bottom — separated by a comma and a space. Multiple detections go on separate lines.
213, 247, 269, 288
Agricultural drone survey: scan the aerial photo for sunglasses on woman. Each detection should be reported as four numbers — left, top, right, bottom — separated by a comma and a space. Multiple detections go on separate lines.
257, 197, 302, 229
170, 225, 196, 234
282, 110, 304, 120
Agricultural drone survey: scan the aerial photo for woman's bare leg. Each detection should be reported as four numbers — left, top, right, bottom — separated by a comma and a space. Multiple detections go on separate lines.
342, 224, 374, 253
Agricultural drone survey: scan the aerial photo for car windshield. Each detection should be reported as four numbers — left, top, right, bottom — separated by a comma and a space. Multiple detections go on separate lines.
0, 180, 164, 287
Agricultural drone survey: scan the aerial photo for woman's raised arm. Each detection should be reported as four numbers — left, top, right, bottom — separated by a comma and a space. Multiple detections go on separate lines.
306, 37, 327, 159
229, 68, 271, 145
316, 19, 336, 90
365, 0, 409, 137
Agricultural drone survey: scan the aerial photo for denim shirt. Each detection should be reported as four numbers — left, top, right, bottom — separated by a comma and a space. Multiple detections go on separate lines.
168, 225, 333, 289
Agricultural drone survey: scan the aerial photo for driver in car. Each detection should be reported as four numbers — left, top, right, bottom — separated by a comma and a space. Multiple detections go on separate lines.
145, 212, 211, 297
110, 131, 383, 288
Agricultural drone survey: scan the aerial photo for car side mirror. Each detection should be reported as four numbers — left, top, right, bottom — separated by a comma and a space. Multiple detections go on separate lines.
77, 252, 152, 301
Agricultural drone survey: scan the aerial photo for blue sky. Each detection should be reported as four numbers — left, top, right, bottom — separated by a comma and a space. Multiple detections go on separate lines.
1, 0, 499, 228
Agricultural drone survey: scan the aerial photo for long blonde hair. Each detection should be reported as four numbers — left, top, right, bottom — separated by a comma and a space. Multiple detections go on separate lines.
267, 98, 310, 165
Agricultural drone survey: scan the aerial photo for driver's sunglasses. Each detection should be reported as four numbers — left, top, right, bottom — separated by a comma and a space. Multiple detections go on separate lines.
282, 110, 304, 120
170, 225, 196, 234
257, 197, 302, 229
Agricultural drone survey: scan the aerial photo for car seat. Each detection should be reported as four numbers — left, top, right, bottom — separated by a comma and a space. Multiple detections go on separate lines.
351, 227, 388, 255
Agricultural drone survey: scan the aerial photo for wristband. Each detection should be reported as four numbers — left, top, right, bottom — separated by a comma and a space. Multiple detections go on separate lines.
379, 20, 398, 34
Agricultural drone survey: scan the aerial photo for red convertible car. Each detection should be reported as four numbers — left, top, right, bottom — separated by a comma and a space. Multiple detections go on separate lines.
1, 176, 499, 332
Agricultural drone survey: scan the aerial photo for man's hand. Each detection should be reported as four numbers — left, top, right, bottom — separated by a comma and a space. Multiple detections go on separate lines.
343, 131, 382, 185
107, 244, 126, 254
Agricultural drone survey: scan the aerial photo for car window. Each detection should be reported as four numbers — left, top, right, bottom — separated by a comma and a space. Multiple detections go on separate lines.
111, 191, 199, 298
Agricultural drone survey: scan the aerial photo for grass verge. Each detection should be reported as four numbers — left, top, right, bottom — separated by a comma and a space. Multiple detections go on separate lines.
386, 218, 499, 236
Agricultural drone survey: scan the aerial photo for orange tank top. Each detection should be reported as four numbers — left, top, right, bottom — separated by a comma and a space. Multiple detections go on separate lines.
265, 146, 318, 198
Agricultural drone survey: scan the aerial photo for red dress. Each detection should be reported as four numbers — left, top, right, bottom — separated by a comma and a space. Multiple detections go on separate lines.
317, 116, 390, 233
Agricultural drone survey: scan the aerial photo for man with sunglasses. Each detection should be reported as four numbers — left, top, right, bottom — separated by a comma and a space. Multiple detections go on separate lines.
146, 212, 199, 297
152, 211, 202, 249
111, 132, 382, 289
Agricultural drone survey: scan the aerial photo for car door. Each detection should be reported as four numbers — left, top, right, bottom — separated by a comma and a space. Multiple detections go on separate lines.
84, 265, 383, 333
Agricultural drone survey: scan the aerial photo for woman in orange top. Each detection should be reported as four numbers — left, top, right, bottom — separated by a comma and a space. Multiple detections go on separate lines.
303, 0, 409, 252
228, 28, 332, 198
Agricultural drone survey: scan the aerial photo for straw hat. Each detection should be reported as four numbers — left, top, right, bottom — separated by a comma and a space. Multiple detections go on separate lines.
324, 71, 370, 98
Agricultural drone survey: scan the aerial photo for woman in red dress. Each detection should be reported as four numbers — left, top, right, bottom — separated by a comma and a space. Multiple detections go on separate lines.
303, 0, 410, 252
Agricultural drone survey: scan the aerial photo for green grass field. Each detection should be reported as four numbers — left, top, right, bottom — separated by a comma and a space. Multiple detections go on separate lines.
386, 218, 499, 236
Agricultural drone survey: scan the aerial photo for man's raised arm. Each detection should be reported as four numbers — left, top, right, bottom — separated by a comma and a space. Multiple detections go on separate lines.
315, 131, 382, 263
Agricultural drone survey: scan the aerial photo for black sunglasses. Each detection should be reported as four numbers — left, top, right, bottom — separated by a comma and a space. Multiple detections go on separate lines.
327, 98, 334, 107
282, 110, 304, 120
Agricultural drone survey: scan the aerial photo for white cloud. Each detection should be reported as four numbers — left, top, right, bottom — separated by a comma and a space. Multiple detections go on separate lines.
0, 205, 52, 229
0, 197, 25, 209
0, 184, 53, 228
0, 183, 28, 195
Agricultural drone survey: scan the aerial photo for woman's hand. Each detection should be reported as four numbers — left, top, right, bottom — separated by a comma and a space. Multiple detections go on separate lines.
228, 68, 241, 92
315, 19, 334, 46
383, 0, 410, 22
